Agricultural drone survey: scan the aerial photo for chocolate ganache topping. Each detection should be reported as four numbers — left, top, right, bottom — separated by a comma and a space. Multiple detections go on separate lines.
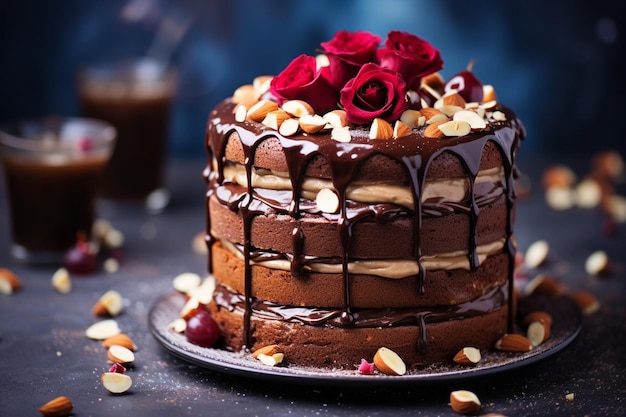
204, 30, 525, 352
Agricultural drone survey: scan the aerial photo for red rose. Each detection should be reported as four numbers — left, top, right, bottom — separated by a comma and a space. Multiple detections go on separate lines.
320, 30, 381, 89
340, 63, 408, 125
269, 54, 338, 114
378, 31, 443, 91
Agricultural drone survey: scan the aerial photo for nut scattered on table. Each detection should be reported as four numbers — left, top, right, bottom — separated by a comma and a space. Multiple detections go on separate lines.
103, 333, 137, 351
0, 268, 22, 295
584, 250, 610, 276
527, 321, 551, 347
523, 240, 549, 269
101, 372, 132, 394
107, 345, 135, 364
449, 390, 481, 415
38, 395, 73, 417
51, 268, 71, 294
85, 319, 121, 340
92, 289, 124, 317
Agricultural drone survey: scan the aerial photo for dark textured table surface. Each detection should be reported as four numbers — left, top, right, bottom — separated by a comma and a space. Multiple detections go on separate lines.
1, 155, 624, 417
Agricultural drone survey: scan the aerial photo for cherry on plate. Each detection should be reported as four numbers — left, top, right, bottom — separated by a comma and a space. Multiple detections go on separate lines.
185, 308, 221, 348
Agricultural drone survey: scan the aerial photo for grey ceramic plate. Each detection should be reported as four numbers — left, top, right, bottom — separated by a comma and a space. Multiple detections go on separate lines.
149, 292, 581, 387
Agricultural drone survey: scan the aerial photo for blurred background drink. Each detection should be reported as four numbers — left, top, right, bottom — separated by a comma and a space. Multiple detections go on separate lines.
0, 117, 116, 263
77, 58, 177, 212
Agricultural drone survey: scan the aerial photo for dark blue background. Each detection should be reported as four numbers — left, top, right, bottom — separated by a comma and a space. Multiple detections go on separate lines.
0, 0, 624, 156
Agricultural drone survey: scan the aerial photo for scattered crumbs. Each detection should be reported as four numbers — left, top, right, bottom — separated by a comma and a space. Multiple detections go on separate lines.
565, 393, 575, 402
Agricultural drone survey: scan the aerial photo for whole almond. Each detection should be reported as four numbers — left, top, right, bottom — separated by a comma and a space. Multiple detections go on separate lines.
520, 311, 553, 327
524, 274, 566, 297
424, 120, 447, 139
495, 333, 533, 352
38, 396, 73, 417
570, 290, 600, 315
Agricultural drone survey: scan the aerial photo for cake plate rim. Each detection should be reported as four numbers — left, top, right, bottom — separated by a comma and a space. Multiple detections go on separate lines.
148, 291, 581, 387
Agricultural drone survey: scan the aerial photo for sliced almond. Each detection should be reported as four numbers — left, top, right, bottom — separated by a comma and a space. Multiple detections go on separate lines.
257, 352, 285, 366
279, 118, 300, 137
298, 114, 327, 134
369, 118, 393, 140
424, 120, 447, 139
421, 72, 445, 91
393, 120, 413, 138
101, 372, 132, 394
438, 120, 471, 137
51, 267, 71, 294
421, 108, 448, 124
438, 104, 465, 117
0, 268, 22, 295
527, 320, 551, 347
524, 274, 566, 297
168, 318, 187, 333
261, 109, 290, 130
246, 99, 278, 122
495, 333, 533, 352
172, 272, 202, 294
331, 126, 352, 143
442, 92, 467, 108
585, 250, 610, 276
282, 100, 314, 118
234, 104, 248, 122
449, 390, 481, 415
323, 110, 349, 128
453, 347, 481, 365
524, 240, 549, 269
251, 344, 283, 359
453, 110, 487, 130
192, 231, 208, 255
86, 319, 121, 340
316, 188, 340, 213
400, 109, 425, 128
107, 344, 135, 364
232, 84, 257, 108
373, 347, 407, 376
252, 75, 273, 98
482, 84, 497, 102
38, 395, 73, 417
103, 333, 137, 351
570, 290, 600, 315
521, 311, 553, 327
92, 289, 124, 317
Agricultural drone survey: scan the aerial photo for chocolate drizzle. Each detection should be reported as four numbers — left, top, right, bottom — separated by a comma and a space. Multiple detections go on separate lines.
205, 100, 524, 350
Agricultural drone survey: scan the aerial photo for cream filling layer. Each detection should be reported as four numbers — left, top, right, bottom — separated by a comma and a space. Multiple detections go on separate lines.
218, 236, 505, 279
221, 163, 504, 209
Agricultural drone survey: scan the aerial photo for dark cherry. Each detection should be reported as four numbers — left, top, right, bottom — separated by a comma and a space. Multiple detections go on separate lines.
185, 308, 221, 348
63, 232, 98, 274
444, 60, 484, 103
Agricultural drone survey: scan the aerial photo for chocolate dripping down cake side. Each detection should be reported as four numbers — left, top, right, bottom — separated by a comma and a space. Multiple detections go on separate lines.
203, 30, 524, 369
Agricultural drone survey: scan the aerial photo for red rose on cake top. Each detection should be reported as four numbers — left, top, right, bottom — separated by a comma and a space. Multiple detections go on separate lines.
266, 30, 484, 128
340, 63, 408, 125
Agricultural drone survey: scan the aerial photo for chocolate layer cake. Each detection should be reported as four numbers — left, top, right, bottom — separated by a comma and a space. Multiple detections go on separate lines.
203, 30, 524, 369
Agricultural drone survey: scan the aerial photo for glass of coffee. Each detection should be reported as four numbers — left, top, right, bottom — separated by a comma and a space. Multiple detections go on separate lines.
0, 116, 116, 264
76, 58, 177, 213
